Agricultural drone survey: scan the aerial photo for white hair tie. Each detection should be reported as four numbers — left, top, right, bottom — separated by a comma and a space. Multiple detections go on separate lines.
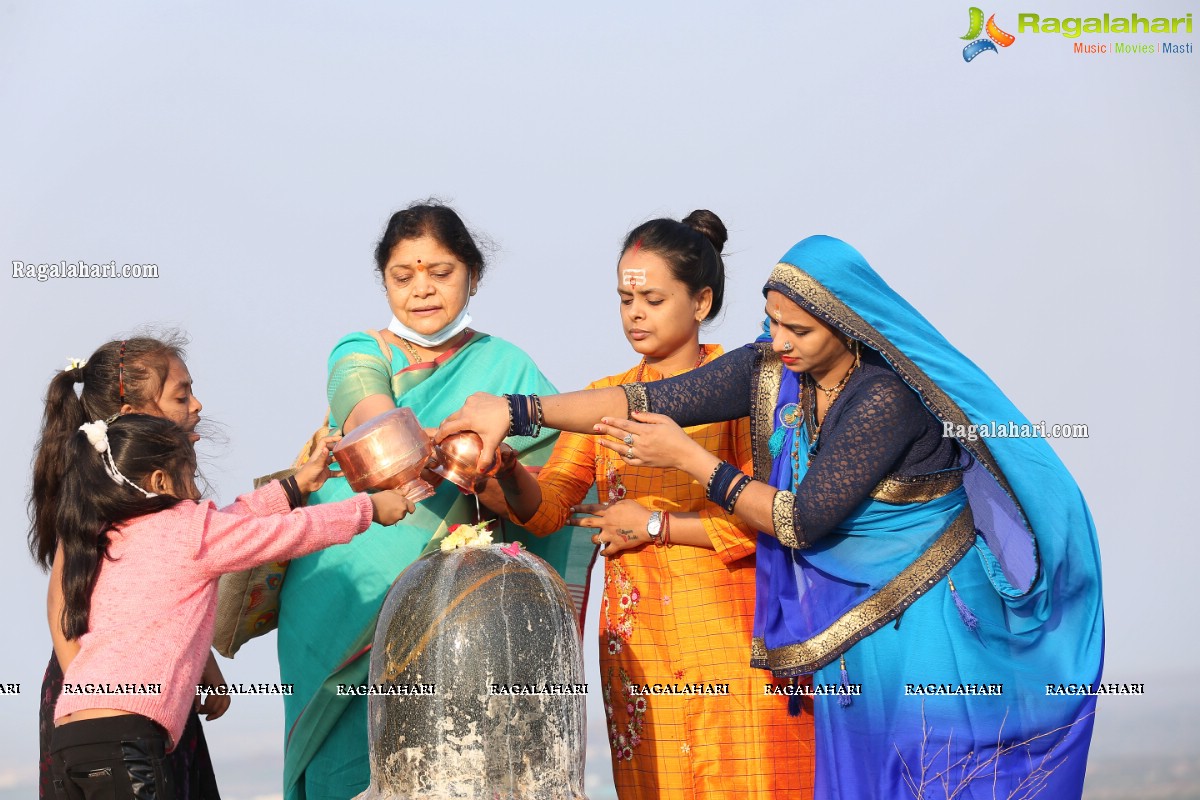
80, 420, 109, 453
78, 420, 158, 498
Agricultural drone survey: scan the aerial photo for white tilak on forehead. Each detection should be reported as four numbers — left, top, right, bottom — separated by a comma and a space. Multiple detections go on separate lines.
622, 269, 647, 288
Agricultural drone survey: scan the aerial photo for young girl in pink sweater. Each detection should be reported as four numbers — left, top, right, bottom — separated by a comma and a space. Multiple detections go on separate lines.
48, 413, 413, 800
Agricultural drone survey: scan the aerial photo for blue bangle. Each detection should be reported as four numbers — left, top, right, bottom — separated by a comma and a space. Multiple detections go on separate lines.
706, 461, 741, 508
530, 395, 544, 437
514, 395, 526, 435
724, 475, 753, 513
505, 394, 538, 437
504, 394, 519, 436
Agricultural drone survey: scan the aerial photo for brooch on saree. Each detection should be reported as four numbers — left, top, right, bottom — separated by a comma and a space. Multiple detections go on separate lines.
780, 402, 801, 428
769, 403, 802, 458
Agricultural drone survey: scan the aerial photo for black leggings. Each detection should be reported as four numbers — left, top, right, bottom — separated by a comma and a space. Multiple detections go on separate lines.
50, 716, 175, 800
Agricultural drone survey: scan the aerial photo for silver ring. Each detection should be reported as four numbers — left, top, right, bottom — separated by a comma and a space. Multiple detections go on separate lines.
623, 433, 634, 446
625, 447, 634, 459
781, 341, 794, 353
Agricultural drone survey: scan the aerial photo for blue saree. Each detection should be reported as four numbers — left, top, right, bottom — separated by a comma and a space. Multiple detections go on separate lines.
751, 237, 1103, 799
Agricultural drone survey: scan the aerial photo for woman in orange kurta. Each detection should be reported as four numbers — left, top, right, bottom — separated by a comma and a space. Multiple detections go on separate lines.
488, 212, 814, 799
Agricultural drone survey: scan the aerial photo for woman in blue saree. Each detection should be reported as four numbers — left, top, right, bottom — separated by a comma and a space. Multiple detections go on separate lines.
276, 202, 592, 800
442, 235, 1103, 799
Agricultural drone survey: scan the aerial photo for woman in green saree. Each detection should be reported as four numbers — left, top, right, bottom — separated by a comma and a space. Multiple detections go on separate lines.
276, 202, 590, 800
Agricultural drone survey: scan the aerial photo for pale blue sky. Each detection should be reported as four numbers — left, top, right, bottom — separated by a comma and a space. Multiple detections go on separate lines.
2, 2, 1197, 797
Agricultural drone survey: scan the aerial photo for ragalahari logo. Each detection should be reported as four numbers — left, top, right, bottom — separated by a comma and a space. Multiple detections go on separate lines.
962, 8, 1016, 61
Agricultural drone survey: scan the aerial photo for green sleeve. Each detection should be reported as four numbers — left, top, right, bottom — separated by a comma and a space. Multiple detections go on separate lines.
326, 332, 395, 429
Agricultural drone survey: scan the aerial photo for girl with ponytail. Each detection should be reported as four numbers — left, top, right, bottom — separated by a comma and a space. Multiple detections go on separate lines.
47, 413, 412, 800
30, 336, 197, 568
29, 336, 228, 799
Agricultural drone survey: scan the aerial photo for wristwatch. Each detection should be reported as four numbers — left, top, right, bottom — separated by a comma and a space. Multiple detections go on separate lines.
646, 511, 663, 544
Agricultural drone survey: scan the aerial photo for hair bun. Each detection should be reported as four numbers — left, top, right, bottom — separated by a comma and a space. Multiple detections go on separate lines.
681, 210, 728, 255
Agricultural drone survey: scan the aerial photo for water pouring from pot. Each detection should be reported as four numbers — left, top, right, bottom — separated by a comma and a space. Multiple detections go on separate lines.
428, 432, 513, 494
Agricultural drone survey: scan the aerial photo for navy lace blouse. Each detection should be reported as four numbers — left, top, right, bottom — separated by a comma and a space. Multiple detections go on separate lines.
626, 344, 960, 546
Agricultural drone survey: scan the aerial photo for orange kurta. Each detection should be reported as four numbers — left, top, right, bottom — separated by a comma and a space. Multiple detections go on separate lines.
521, 346, 815, 800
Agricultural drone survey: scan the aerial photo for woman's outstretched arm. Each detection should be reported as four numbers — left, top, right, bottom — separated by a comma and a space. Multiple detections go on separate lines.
439, 388, 630, 470
439, 346, 759, 469
594, 375, 924, 547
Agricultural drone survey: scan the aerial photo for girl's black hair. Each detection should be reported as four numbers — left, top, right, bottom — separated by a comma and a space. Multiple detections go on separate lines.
29, 333, 188, 568
374, 199, 487, 282
56, 414, 193, 639
621, 209, 728, 321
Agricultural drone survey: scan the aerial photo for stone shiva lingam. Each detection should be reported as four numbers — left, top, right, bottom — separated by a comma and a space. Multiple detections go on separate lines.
353, 526, 587, 800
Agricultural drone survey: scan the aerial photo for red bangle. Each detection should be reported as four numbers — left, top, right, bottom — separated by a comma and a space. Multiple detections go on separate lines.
661, 511, 671, 547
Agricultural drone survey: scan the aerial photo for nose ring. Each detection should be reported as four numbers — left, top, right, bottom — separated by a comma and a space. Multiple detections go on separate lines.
781, 341, 794, 353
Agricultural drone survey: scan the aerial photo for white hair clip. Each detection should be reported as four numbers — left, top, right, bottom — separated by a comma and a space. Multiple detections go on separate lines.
80, 420, 110, 453
78, 420, 158, 498
66, 357, 87, 371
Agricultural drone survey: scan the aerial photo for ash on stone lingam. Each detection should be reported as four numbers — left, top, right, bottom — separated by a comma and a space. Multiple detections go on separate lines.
353, 542, 587, 800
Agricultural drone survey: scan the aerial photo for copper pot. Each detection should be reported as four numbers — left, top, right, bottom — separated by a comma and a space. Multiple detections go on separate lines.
334, 408, 436, 502
428, 432, 507, 494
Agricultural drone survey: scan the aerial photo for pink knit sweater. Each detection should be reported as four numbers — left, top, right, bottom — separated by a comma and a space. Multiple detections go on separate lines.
54, 481, 373, 747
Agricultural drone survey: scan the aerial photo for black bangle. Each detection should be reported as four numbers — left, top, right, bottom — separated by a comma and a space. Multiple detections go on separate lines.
705, 461, 741, 508
530, 394, 545, 437
724, 475, 753, 513
502, 394, 516, 436
715, 467, 742, 510
505, 394, 539, 437
506, 394, 525, 436
281, 475, 303, 509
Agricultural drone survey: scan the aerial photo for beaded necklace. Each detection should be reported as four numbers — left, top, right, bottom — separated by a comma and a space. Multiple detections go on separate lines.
633, 344, 708, 383
791, 347, 861, 483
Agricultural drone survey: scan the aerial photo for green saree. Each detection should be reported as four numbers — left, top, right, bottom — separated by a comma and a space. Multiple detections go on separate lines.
277, 330, 592, 800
